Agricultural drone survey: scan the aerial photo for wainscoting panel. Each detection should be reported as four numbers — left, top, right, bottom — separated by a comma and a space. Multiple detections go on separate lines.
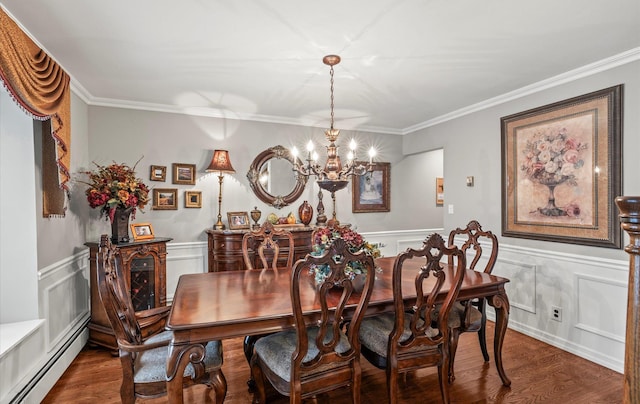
42, 259, 90, 350
165, 241, 208, 303
575, 274, 627, 343
490, 243, 627, 373
496, 258, 537, 314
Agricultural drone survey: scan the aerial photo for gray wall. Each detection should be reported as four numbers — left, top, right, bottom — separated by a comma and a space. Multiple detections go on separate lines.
403, 60, 640, 261
84, 107, 442, 242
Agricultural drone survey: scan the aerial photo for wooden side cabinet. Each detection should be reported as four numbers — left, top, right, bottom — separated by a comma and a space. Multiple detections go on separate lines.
206, 227, 313, 272
86, 237, 172, 350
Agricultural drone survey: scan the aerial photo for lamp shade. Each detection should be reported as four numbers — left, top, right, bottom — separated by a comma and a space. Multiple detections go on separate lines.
206, 150, 235, 173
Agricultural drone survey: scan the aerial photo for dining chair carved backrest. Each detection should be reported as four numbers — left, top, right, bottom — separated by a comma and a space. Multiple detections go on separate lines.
250, 237, 377, 403
446, 220, 499, 382
242, 220, 295, 274
96, 234, 227, 403
359, 233, 467, 404
241, 221, 296, 366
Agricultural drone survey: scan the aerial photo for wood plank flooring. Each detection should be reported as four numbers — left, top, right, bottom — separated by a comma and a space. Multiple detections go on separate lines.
42, 323, 623, 403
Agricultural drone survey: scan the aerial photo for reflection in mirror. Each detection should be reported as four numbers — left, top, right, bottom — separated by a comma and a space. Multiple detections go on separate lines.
247, 145, 308, 209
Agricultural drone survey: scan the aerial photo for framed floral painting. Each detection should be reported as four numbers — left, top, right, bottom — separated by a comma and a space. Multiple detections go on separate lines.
501, 85, 622, 248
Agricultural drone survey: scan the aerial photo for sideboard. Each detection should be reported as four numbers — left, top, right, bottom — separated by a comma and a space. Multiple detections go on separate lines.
206, 226, 314, 272
86, 237, 172, 351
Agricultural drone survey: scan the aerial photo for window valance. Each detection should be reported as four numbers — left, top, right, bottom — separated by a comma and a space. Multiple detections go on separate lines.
0, 8, 71, 192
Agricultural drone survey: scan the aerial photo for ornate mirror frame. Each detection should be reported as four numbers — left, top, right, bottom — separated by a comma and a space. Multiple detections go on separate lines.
246, 145, 308, 209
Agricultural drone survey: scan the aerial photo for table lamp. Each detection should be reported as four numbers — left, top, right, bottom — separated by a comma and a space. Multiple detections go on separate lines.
206, 150, 235, 230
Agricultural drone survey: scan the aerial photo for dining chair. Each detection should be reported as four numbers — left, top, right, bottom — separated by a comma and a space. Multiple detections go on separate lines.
250, 237, 376, 403
95, 235, 227, 403
242, 221, 296, 379
358, 233, 467, 404
446, 220, 498, 382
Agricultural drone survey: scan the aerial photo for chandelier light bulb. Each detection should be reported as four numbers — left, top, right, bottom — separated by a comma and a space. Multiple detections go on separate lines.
347, 150, 355, 161
312, 151, 319, 161
291, 146, 299, 158
368, 147, 377, 163
306, 140, 315, 152
349, 139, 357, 151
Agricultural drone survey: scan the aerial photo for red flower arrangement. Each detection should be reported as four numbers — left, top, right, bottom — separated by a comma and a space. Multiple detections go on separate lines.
82, 160, 149, 221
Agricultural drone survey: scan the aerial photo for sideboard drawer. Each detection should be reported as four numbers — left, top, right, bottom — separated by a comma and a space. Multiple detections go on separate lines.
206, 227, 313, 272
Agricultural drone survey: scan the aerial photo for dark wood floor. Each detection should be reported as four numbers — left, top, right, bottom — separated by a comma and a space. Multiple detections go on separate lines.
43, 323, 623, 403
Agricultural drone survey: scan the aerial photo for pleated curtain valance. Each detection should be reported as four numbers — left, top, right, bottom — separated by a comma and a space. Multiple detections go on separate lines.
0, 7, 71, 194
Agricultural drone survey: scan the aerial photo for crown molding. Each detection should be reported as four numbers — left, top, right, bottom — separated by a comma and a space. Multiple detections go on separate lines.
402, 47, 640, 135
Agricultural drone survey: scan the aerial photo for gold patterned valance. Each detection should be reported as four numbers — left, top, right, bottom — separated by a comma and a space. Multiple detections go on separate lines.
0, 7, 71, 191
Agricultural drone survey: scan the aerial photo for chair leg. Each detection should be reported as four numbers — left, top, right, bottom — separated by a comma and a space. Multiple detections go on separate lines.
209, 369, 227, 404
250, 354, 267, 404
448, 328, 461, 384
387, 367, 399, 404
477, 299, 490, 362
438, 363, 451, 404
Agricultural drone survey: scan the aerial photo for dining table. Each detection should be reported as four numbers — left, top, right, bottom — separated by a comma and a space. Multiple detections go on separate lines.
165, 256, 511, 403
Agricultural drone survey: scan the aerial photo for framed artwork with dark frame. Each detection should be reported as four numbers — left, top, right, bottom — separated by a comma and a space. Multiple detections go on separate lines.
130, 222, 154, 241
501, 85, 622, 248
172, 163, 196, 185
185, 190, 202, 208
227, 211, 250, 230
152, 188, 178, 210
149, 165, 166, 181
352, 162, 390, 213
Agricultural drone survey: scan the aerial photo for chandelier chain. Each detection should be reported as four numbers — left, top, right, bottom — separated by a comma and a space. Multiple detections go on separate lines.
329, 65, 335, 130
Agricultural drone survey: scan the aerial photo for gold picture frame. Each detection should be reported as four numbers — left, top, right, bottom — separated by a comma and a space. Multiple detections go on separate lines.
130, 222, 154, 241
149, 165, 166, 181
172, 163, 196, 185
152, 188, 178, 210
227, 211, 250, 230
185, 190, 202, 208
501, 85, 622, 248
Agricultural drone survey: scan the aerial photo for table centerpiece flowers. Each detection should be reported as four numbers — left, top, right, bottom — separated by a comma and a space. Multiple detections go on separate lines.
310, 226, 381, 286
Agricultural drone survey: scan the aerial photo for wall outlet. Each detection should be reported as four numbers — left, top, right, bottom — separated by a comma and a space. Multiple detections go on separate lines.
448, 204, 454, 214
551, 306, 562, 322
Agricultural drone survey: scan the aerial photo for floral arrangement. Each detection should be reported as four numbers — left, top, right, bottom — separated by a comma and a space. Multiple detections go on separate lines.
520, 126, 587, 186
310, 226, 381, 284
82, 160, 149, 221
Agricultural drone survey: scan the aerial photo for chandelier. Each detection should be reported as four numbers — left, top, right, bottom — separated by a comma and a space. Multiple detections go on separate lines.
292, 55, 375, 223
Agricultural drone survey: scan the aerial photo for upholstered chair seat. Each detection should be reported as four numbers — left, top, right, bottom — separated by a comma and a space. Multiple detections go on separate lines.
133, 335, 223, 384
253, 326, 351, 383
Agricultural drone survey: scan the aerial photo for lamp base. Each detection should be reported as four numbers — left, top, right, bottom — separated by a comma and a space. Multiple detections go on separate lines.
214, 214, 225, 230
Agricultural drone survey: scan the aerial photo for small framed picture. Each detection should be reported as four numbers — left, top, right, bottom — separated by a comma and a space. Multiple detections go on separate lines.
227, 211, 250, 230
130, 222, 154, 241
436, 177, 444, 205
150, 165, 166, 181
185, 190, 202, 208
152, 188, 178, 210
172, 163, 196, 185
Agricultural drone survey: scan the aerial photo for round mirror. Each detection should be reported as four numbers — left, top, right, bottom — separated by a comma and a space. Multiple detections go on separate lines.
246, 145, 308, 209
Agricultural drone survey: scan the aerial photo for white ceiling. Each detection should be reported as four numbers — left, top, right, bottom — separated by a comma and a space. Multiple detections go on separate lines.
2, 0, 639, 134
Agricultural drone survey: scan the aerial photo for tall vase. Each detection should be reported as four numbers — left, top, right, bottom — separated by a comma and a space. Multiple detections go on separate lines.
538, 184, 567, 217
111, 207, 133, 244
298, 200, 313, 225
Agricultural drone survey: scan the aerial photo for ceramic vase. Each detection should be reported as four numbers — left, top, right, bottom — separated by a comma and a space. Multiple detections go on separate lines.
111, 206, 133, 244
298, 200, 313, 225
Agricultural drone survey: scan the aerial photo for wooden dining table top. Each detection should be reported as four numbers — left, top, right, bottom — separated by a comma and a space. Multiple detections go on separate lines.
167, 256, 510, 335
